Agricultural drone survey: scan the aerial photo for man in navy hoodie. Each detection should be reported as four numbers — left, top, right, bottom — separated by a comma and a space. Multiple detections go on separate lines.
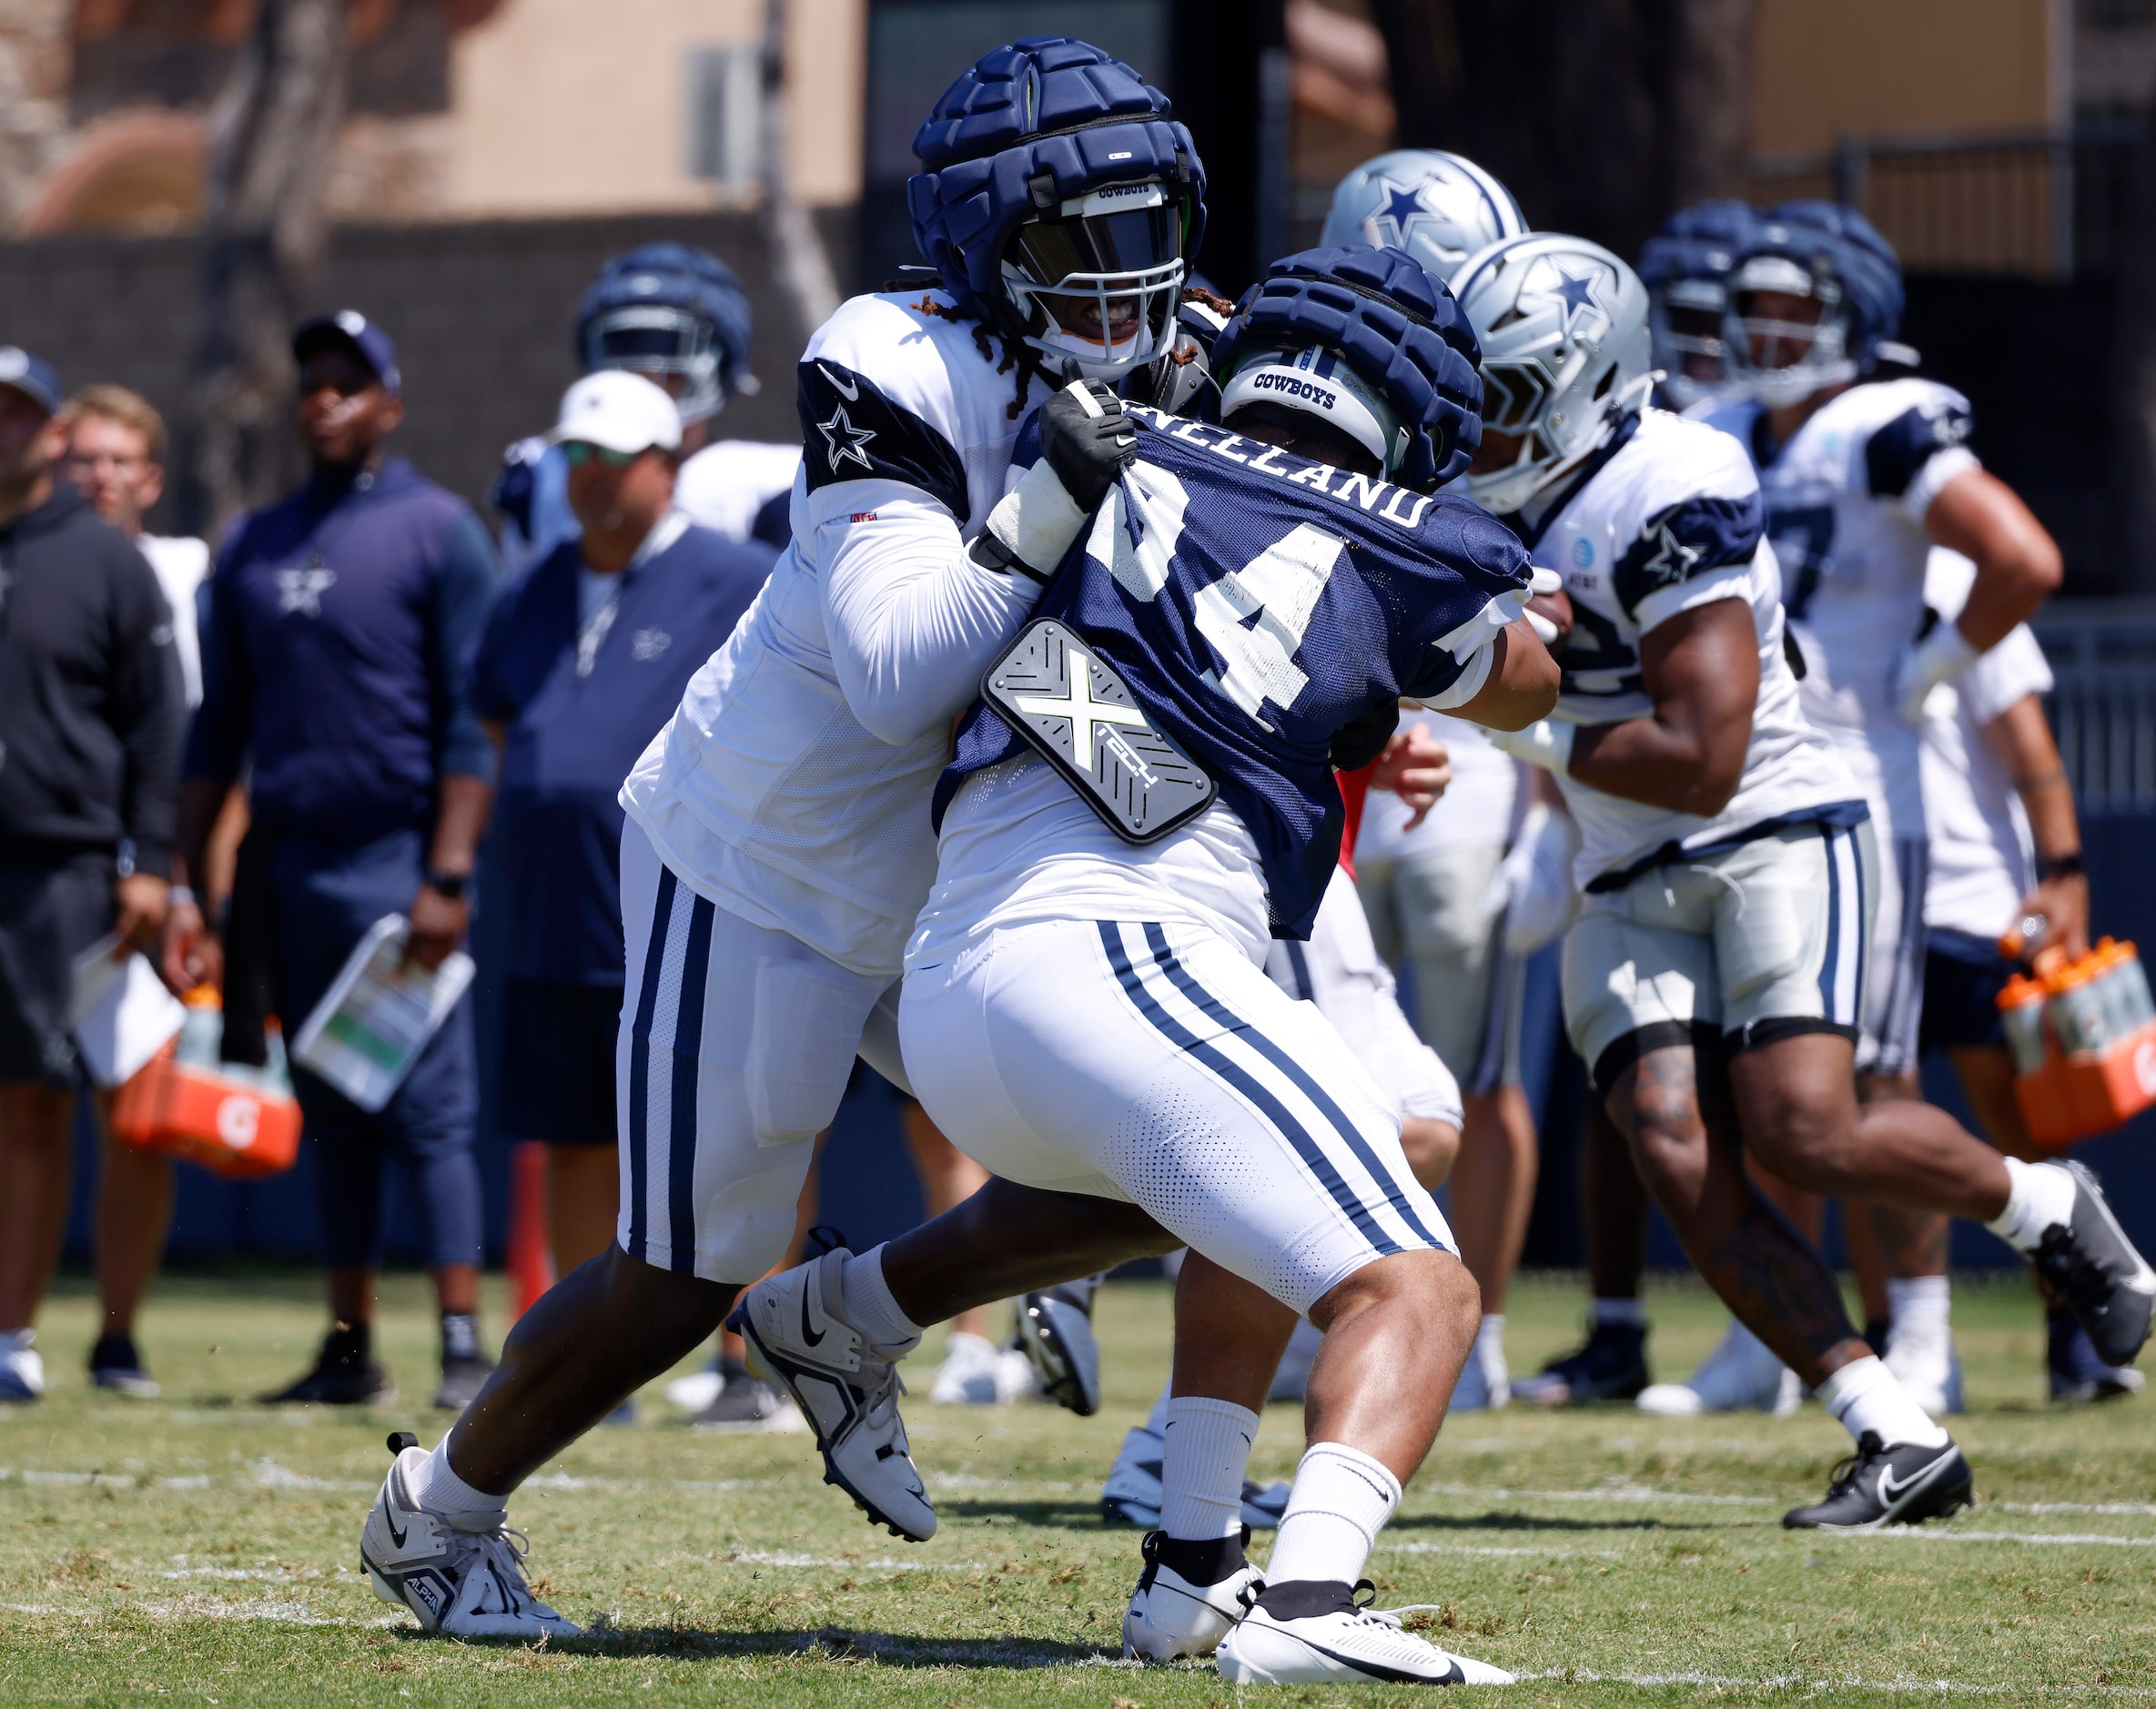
170, 312, 500, 1409
0, 347, 184, 1404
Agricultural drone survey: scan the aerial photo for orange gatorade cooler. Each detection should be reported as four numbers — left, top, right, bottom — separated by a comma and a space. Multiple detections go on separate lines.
2000, 941, 2156, 1148
109, 991, 303, 1180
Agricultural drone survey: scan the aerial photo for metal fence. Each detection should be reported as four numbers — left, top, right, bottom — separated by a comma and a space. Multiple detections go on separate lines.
2033, 601, 2156, 813
1752, 125, 2145, 280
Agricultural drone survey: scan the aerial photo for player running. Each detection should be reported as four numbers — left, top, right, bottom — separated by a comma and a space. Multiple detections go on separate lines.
358, 35, 1238, 1639
1697, 204, 2081, 1415
1451, 229, 2151, 1528
738, 244, 1556, 1686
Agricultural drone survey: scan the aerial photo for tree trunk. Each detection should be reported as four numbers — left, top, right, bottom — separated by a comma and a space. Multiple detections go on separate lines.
187, 0, 349, 539
1370, 0, 1755, 264
759, 0, 841, 354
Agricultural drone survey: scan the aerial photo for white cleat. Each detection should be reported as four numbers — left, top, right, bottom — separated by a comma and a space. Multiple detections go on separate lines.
730, 1249, 937, 1542
359, 1433, 581, 1641
1452, 1332, 1510, 1412
927, 1330, 1033, 1405
1218, 1579, 1514, 1685
1637, 1320, 1799, 1418
0, 1330, 46, 1403
1122, 1529, 1262, 1662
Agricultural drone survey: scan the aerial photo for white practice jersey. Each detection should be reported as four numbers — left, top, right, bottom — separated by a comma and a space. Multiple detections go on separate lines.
1698, 378, 1979, 829
1357, 710, 1522, 864
675, 439, 803, 543
1919, 548, 2052, 940
139, 533, 208, 709
619, 288, 1049, 979
1528, 407, 1857, 889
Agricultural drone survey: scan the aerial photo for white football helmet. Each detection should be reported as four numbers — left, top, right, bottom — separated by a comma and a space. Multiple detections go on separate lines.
1447, 233, 1654, 514
1321, 150, 1527, 278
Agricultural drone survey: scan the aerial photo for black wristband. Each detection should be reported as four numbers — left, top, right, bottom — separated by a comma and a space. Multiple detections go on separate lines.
2036, 852, 2085, 882
424, 868, 471, 901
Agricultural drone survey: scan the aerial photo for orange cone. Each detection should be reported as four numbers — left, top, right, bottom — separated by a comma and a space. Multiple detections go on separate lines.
507, 1140, 554, 1320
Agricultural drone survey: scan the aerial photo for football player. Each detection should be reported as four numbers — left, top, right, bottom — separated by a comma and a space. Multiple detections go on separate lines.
1320, 147, 1545, 1415
1452, 230, 2151, 1527
1915, 550, 2141, 1402
738, 245, 1556, 1686
491, 243, 797, 574
1637, 200, 1758, 413
358, 36, 1235, 1638
1697, 204, 2085, 1416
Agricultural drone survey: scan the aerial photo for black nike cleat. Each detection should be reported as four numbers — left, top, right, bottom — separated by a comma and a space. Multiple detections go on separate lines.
1511, 1320, 1649, 1405
1782, 1431, 1973, 1531
262, 1325, 394, 1406
2047, 1305, 2145, 1403
2026, 1160, 2155, 1370
1017, 1279, 1102, 1416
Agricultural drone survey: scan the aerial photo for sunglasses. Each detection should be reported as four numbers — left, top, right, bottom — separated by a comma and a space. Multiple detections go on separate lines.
562, 441, 642, 469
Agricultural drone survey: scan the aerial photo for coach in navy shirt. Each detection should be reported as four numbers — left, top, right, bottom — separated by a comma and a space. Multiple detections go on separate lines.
172, 312, 499, 1410
473, 370, 773, 1286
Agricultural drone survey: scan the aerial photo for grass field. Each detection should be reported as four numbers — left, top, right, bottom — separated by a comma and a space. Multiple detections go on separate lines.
2, 1269, 2151, 1707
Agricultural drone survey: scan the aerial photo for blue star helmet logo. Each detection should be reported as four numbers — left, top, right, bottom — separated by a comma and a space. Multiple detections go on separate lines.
817, 402, 876, 474
1544, 266, 1604, 334
1364, 178, 1426, 247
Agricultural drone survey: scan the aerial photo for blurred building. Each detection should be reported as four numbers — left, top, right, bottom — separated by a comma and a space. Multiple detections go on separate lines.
0, 0, 864, 235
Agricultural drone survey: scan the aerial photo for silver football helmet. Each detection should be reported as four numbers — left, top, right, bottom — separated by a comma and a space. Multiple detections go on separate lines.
1447, 233, 1654, 514
1321, 150, 1527, 278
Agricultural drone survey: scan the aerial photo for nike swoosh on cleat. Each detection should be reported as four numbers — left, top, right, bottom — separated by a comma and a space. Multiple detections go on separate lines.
1289, 1632, 1463, 1685
384, 1502, 410, 1550
1878, 1451, 1959, 1507
799, 1288, 825, 1349
818, 363, 859, 401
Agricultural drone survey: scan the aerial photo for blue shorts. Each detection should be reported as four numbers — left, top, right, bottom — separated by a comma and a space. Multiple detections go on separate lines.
499, 977, 622, 1145
1919, 929, 2012, 1055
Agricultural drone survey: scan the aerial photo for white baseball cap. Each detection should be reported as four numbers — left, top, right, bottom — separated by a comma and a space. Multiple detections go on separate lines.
550, 369, 682, 455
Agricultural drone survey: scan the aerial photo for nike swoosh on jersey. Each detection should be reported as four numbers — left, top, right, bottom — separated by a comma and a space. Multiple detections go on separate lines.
818, 363, 860, 401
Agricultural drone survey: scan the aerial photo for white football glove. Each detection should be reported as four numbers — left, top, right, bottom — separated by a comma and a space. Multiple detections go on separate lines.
1482, 803, 1583, 955
1524, 566, 1564, 644
1892, 620, 1979, 726
1484, 717, 1574, 774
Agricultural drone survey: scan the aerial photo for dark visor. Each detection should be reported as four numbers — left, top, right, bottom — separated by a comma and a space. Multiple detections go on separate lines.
1009, 205, 1181, 287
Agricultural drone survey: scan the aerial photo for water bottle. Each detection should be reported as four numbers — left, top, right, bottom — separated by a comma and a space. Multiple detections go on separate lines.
1997, 974, 2049, 1076
2046, 955, 2113, 1057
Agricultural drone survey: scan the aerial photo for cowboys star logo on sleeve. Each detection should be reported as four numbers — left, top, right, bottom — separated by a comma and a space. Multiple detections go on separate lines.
1636, 522, 1701, 593
817, 402, 876, 475
985, 620, 1216, 844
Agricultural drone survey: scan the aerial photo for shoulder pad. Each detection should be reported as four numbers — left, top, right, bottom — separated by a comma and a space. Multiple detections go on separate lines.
1612, 490, 1764, 619
1864, 387, 1976, 500
796, 356, 970, 524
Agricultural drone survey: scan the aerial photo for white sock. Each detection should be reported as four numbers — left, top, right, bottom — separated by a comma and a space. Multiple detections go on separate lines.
1985, 1157, 2078, 1253
1817, 1355, 1949, 1450
1474, 1314, 1505, 1363
1265, 1441, 1402, 1587
1591, 1297, 1646, 1328
838, 1245, 925, 1356
1886, 1275, 1950, 1342
412, 1434, 508, 1522
1159, 1396, 1260, 1541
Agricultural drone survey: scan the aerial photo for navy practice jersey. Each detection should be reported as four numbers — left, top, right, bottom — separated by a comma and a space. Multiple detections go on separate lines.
933, 405, 1532, 939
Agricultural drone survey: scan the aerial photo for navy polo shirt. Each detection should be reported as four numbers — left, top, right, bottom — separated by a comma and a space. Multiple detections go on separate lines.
187, 458, 500, 843
471, 517, 773, 985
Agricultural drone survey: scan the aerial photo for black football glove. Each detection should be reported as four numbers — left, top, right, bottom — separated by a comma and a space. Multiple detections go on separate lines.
1039, 379, 1137, 512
